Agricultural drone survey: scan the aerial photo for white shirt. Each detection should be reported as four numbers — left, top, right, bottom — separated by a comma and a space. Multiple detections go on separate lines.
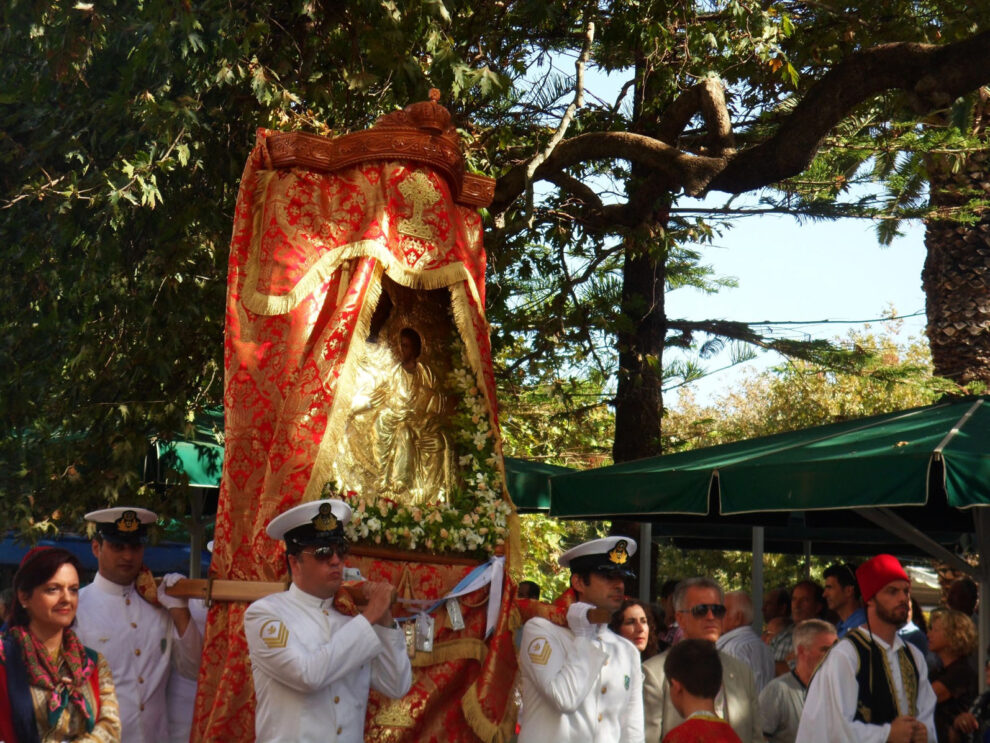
243, 583, 412, 743
796, 628, 937, 743
717, 624, 775, 692
759, 671, 805, 743
166, 598, 208, 743
517, 607, 645, 743
76, 572, 203, 743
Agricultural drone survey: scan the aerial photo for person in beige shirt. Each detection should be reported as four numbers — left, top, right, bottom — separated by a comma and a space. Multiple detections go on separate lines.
642, 577, 763, 743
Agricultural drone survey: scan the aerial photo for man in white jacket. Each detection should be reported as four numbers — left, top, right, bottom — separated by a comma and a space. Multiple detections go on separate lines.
244, 499, 411, 743
76, 507, 202, 743
517, 536, 645, 743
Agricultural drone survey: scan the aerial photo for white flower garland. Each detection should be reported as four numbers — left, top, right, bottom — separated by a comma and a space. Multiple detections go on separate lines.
328, 332, 511, 557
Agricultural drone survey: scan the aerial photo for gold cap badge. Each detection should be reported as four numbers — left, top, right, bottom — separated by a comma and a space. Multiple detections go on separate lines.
116, 510, 140, 533
312, 502, 338, 532
608, 540, 629, 565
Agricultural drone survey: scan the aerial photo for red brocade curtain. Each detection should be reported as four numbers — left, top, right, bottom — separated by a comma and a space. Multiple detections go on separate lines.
191, 128, 521, 742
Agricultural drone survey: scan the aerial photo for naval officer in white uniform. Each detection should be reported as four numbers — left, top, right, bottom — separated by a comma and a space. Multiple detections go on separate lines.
244, 499, 412, 743
517, 536, 645, 743
75, 507, 202, 743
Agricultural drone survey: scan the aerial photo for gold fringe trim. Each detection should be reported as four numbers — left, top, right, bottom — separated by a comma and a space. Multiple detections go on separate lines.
236, 167, 279, 343
411, 637, 488, 668
461, 682, 517, 743
242, 236, 483, 317
302, 261, 384, 502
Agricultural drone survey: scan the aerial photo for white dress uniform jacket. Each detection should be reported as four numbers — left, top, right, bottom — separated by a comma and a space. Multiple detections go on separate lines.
517, 602, 645, 743
76, 572, 203, 743
244, 583, 412, 743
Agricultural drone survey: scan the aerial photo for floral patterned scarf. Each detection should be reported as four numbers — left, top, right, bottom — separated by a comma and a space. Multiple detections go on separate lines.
7, 626, 97, 733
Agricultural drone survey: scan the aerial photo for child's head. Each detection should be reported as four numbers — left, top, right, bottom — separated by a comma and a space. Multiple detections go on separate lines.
663, 639, 722, 715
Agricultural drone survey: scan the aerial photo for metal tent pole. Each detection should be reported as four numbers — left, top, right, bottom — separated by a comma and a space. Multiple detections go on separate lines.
639, 522, 652, 603
752, 526, 764, 633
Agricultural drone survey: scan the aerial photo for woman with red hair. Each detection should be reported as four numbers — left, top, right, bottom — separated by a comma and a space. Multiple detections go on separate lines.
0, 547, 120, 742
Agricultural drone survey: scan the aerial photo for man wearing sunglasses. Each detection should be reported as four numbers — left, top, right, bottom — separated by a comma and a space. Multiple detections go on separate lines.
244, 499, 411, 743
517, 536, 644, 743
643, 577, 764, 742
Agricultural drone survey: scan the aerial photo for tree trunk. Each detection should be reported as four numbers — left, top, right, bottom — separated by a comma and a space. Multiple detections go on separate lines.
612, 226, 667, 462
924, 92, 990, 386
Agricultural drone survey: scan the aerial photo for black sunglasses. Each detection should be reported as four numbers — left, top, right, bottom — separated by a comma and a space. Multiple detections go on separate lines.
302, 542, 350, 560
681, 603, 727, 619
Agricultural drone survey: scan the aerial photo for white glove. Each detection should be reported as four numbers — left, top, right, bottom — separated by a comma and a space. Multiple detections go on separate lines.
157, 573, 189, 610
566, 601, 596, 639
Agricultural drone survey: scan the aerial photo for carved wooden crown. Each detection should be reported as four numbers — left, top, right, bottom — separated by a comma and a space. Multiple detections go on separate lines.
266, 89, 495, 207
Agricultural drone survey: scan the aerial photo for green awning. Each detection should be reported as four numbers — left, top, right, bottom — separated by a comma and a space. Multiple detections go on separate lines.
150, 409, 224, 489
549, 396, 990, 518
503, 458, 574, 512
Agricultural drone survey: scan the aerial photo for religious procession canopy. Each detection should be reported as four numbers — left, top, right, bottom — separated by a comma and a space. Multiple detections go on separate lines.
550, 396, 990, 518
193, 92, 523, 743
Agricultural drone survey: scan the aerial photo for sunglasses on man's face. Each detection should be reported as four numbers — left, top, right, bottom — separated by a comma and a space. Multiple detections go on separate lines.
682, 603, 727, 619
302, 543, 350, 561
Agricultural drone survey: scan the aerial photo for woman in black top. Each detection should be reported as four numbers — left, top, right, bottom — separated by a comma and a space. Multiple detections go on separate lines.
928, 608, 978, 743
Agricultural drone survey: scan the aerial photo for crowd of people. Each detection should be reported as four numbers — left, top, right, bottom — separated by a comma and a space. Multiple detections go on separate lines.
515, 542, 990, 743
0, 500, 987, 743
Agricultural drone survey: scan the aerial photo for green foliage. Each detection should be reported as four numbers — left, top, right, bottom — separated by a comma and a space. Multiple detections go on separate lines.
664, 320, 947, 450
654, 542, 834, 595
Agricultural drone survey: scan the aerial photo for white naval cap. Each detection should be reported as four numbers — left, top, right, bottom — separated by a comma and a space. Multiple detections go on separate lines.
266, 499, 352, 545
559, 536, 637, 577
84, 506, 157, 543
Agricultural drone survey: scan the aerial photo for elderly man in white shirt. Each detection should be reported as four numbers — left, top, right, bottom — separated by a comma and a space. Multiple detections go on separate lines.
75, 507, 202, 743
244, 499, 411, 743
517, 536, 644, 743
759, 618, 836, 743
796, 554, 936, 743
716, 590, 775, 692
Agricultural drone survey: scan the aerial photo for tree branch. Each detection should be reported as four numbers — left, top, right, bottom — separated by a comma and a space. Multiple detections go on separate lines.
525, 20, 595, 184
491, 30, 990, 221
707, 30, 990, 193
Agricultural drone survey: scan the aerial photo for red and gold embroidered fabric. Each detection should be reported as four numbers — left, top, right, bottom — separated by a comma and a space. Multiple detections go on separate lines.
192, 127, 519, 743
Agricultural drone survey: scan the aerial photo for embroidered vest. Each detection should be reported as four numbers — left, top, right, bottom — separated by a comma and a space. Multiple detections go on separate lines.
846, 628, 919, 725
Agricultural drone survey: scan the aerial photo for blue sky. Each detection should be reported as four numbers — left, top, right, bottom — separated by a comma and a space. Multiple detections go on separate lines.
665, 198, 928, 403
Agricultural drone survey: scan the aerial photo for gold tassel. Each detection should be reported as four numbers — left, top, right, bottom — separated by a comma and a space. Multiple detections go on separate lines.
461, 682, 517, 743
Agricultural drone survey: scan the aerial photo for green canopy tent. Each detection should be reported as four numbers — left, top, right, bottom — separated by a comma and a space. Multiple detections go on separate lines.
503, 458, 574, 513
549, 396, 990, 676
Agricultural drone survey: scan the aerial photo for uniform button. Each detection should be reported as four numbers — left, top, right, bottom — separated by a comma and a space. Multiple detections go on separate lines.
336, 727, 342, 735
601, 685, 607, 694
134, 649, 141, 656
138, 677, 144, 684
125, 598, 131, 605
140, 704, 145, 711
323, 610, 329, 615
131, 622, 137, 628
334, 696, 340, 704
598, 713, 603, 722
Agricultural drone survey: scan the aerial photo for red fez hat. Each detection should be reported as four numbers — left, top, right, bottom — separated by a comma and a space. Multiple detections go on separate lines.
856, 554, 910, 603
19, 546, 54, 568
